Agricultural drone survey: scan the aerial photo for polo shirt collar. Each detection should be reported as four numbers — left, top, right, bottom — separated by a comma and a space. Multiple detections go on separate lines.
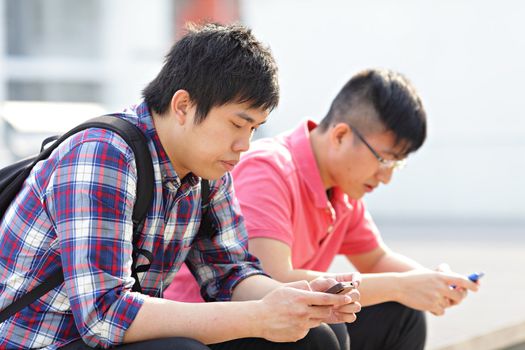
289, 120, 330, 208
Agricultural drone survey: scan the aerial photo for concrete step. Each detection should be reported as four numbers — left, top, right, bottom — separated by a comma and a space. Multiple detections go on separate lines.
436, 321, 525, 350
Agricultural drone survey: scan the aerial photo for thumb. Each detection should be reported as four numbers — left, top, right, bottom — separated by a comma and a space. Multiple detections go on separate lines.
285, 280, 312, 291
336, 272, 362, 287
310, 277, 338, 292
436, 263, 451, 273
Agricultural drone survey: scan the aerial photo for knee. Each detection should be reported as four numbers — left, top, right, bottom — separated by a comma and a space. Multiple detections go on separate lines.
297, 323, 344, 350
389, 302, 427, 346
400, 304, 426, 337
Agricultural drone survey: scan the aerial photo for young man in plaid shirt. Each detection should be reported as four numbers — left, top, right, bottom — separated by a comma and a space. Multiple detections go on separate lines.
0, 24, 360, 350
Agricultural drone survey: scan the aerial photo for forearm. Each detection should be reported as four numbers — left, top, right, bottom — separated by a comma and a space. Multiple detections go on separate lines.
231, 274, 283, 301
352, 251, 426, 306
269, 266, 403, 307
262, 267, 327, 283
365, 251, 423, 273
357, 272, 405, 306
123, 296, 261, 344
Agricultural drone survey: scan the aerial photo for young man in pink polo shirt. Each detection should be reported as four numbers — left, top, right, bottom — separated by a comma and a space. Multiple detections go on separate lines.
166, 68, 479, 349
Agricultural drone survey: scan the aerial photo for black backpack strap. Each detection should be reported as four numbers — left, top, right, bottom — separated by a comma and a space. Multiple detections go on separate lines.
0, 116, 153, 323
201, 179, 210, 212
83, 116, 154, 231
198, 179, 215, 238
86, 116, 154, 293
0, 270, 64, 324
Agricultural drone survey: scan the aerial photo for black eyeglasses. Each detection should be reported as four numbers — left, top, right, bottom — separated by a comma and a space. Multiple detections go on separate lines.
349, 125, 407, 171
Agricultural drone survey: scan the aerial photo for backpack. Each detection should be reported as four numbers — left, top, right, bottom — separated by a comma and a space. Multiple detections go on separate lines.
0, 115, 212, 323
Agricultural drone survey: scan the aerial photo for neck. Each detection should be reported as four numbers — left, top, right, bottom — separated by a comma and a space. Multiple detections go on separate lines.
152, 111, 190, 179
310, 127, 333, 190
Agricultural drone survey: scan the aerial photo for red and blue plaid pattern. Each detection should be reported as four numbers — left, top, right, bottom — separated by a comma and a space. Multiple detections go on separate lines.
0, 102, 264, 349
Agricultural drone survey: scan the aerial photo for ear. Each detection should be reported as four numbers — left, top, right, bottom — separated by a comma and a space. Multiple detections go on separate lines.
170, 90, 192, 125
329, 122, 351, 147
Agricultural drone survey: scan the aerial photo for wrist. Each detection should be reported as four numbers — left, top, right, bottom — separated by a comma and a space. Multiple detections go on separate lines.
246, 300, 266, 338
390, 272, 405, 303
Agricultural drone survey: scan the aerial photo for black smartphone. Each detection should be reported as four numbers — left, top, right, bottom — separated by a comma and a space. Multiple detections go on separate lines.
324, 282, 356, 294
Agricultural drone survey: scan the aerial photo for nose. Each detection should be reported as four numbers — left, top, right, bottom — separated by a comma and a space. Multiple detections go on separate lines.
232, 132, 252, 153
376, 166, 394, 185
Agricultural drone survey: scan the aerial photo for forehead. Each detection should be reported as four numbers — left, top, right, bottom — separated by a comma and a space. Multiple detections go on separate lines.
365, 129, 410, 158
214, 101, 269, 122
347, 111, 411, 158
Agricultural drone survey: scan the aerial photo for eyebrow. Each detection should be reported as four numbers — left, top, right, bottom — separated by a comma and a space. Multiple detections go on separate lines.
236, 112, 267, 126
381, 149, 404, 160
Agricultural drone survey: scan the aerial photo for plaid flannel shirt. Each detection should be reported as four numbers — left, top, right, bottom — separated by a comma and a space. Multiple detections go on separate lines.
0, 102, 264, 349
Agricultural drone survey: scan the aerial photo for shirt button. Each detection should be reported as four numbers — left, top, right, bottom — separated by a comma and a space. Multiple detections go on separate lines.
327, 225, 334, 233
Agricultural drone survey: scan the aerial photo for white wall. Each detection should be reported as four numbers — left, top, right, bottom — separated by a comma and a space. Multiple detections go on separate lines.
0, 0, 172, 110
99, 0, 174, 111
241, 0, 525, 222
0, 0, 5, 102
0, 0, 173, 162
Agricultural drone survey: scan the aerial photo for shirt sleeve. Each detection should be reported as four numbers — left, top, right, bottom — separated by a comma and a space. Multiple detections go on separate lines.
44, 136, 146, 348
184, 172, 267, 302
339, 199, 383, 255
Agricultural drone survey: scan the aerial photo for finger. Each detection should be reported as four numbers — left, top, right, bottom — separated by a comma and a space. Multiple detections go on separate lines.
431, 305, 446, 316
310, 278, 338, 293
298, 290, 353, 306
446, 275, 479, 292
436, 262, 451, 272
335, 272, 362, 286
444, 288, 467, 304
351, 272, 362, 286
345, 290, 360, 302
448, 297, 460, 307
436, 296, 446, 310
442, 297, 452, 308
334, 302, 362, 314
333, 311, 358, 324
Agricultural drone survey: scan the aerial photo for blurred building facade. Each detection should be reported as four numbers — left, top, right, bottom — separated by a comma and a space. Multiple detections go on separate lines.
0, 0, 524, 224
0, 0, 237, 108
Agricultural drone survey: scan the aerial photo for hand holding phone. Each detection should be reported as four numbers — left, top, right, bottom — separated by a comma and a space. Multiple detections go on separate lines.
451, 271, 484, 289
324, 281, 356, 294
467, 272, 484, 282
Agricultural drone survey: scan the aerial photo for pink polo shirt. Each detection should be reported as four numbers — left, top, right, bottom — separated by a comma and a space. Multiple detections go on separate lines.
164, 120, 381, 302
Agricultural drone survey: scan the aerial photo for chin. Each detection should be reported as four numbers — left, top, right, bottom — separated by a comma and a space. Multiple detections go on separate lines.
344, 189, 364, 200
205, 173, 225, 181
198, 169, 226, 181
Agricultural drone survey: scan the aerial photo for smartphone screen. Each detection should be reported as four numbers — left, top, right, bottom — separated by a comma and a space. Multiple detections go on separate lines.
324, 282, 356, 294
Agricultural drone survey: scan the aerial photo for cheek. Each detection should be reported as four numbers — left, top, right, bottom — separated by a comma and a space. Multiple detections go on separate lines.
194, 125, 233, 153
328, 153, 353, 186
335, 154, 372, 185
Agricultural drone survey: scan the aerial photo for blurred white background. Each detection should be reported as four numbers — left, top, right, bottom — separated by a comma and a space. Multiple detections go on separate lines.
242, 0, 525, 224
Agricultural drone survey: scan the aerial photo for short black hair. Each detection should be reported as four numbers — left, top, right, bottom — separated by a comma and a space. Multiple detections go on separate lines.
143, 23, 279, 123
319, 69, 427, 155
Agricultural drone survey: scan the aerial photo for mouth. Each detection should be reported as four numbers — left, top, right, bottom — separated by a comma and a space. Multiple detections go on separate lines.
220, 160, 238, 172
364, 184, 376, 193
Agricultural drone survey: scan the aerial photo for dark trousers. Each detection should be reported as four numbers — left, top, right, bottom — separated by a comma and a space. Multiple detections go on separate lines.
60, 323, 349, 350
347, 302, 426, 350
61, 302, 424, 350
